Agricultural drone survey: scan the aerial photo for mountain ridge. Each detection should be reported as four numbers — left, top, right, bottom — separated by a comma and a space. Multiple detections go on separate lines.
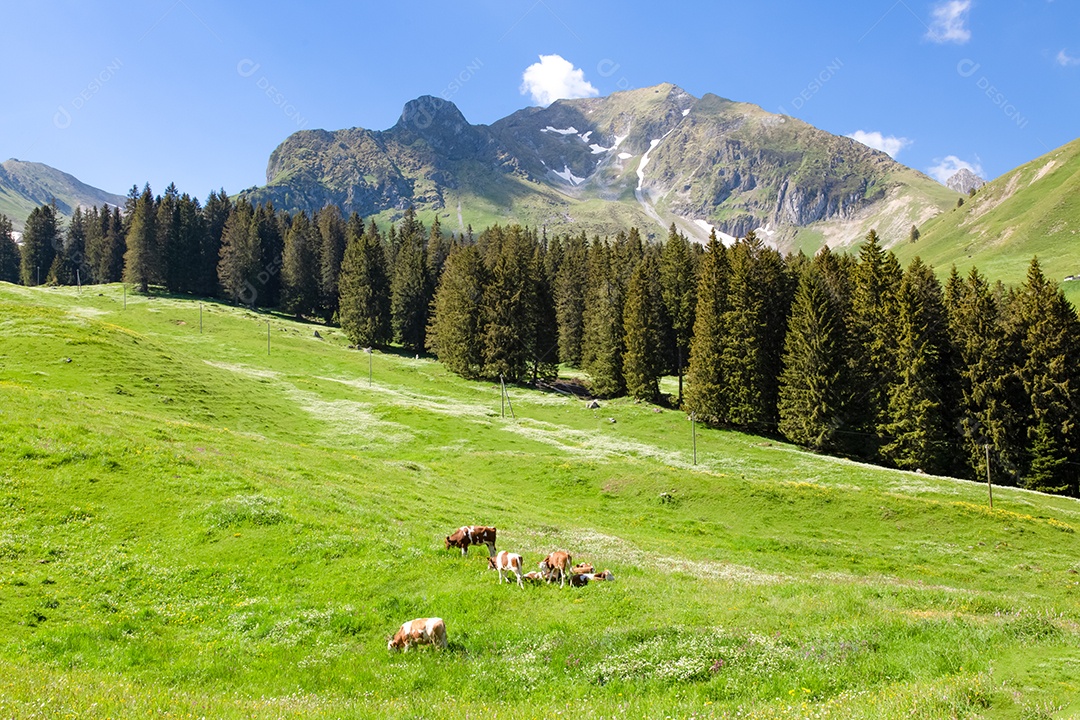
0, 159, 125, 231
243, 83, 959, 251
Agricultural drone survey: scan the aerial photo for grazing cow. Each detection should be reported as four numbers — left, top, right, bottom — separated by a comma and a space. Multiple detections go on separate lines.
488, 551, 524, 588
444, 525, 498, 557
571, 562, 594, 575
387, 617, 447, 652
523, 571, 545, 585
539, 550, 573, 587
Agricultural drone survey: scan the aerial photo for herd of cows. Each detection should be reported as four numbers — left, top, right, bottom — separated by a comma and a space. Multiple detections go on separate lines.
387, 525, 615, 651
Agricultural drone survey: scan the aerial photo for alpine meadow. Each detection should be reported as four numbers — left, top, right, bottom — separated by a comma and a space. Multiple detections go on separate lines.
5, 2, 1080, 715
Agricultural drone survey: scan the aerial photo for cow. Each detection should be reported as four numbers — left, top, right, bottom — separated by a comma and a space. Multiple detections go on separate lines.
569, 573, 589, 587
444, 525, 497, 557
387, 617, 447, 652
582, 569, 615, 582
539, 550, 573, 587
571, 562, 594, 575
488, 550, 524, 587
523, 571, 545, 585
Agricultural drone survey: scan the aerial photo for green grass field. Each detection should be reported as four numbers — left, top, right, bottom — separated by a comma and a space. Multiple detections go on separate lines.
2, 283, 1080, 719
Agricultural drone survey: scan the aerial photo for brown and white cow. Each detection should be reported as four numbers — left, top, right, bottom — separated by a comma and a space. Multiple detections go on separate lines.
387, 617, 447, 652
444, 525, 497, 557
571, 562, 594, 575
539, 550, 573, 587
580, 569, 615, 582
523, 571, 545, 585
488, 550, 524, 588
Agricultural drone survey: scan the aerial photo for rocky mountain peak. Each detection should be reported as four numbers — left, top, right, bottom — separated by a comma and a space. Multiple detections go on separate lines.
946, 167, 986, 195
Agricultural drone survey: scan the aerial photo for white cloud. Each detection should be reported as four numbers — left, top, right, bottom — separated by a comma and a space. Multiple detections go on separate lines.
1057, 49, 1080, 67
927, 155, 985, 184
520, 54, 599, 107
846, 130, 912, 159
926, 0, 972, 44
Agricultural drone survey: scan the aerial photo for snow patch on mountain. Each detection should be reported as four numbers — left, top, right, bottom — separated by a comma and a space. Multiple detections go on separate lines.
542, 126, 579, 135
553, 165, 585, 185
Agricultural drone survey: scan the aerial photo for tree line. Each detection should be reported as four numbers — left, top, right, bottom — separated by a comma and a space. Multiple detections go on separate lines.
1, 187, 1077, 497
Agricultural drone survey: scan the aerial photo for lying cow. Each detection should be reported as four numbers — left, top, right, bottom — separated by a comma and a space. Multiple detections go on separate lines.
580, 569, 615, 582
571, 562, 594, 575
523, 571, 545, 585
539, 550, 573, 587
569, 573, 589, 587
488, 550, 524, 587
388, 617, 447, 651
444, 525, 497, 557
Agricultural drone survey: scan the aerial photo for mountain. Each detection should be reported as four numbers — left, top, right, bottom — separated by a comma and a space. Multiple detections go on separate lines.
896, 137, 1080, 302
243, 84, 957, 251
946, 168, 986, 195
0, 159, 126, 231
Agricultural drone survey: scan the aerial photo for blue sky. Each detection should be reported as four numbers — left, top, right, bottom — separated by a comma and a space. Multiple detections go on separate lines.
3, 0, 1077, 199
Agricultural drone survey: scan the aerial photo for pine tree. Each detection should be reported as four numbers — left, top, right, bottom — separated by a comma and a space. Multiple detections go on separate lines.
660, 224, 697, 405
317, 205, 346, 319
20, 203, 60, 286
623, 253, 664, 401
425, 215, 449, 282
339, 216, 391, 348
390, 215, 431, 353
427, 243, 486, 378
0, 214, 20, 283
686, 232, 730, 424
554, 232, 588, 367
282, 211, 321, 317
582, 239, 625, 396
251, 203, 282, 307
778, 265, 848, 451
216, 201, 260, 305
1013, 258, 1080, 495
122, 185, 158, 293
879, 258, 953, 473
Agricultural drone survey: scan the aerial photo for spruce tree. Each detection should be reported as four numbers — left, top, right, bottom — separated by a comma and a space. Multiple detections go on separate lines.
201, 190, 231, 296
317, 205, 346, 319
554, 232, 588, 367
623, 253, 664, 401
948, 266, 1025, 484
122, 185, 158, 293
252, 203, 282, 307
1013, 258, 1080, 495
425, 215, 449, 282
879, 258, 953, 473
848, 229, 901, 456
20, 203, 60, 286
720, 231, 787, 431
50, 206, 86, 285
175, 194, 208, 295
158, 183, 183, 292
527, 241, 560, 381
0, 214, 20, 284
339, 216, 391, 348
426, 244, 486, 378
481, 225, 534, 382
660, 224, 697, 405
390, 216, 431, 353
778, 265, 848, 451
686, 232, 730, 423
282, 211, 321, 317
216, 201, 260, 305
581, 239, 625, 396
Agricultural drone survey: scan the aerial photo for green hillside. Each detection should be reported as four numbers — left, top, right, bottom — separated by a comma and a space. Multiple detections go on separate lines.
897, 138, 1080, 305
0, 159, 125, 231
2, 283, 1080, 718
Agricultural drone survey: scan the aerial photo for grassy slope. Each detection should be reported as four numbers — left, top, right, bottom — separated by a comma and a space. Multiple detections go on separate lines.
895, 138, 1080, 305
2, 283, 1080, 719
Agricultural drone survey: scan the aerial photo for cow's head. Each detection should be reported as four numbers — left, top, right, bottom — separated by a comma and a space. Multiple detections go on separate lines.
487, 556, 497, 569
